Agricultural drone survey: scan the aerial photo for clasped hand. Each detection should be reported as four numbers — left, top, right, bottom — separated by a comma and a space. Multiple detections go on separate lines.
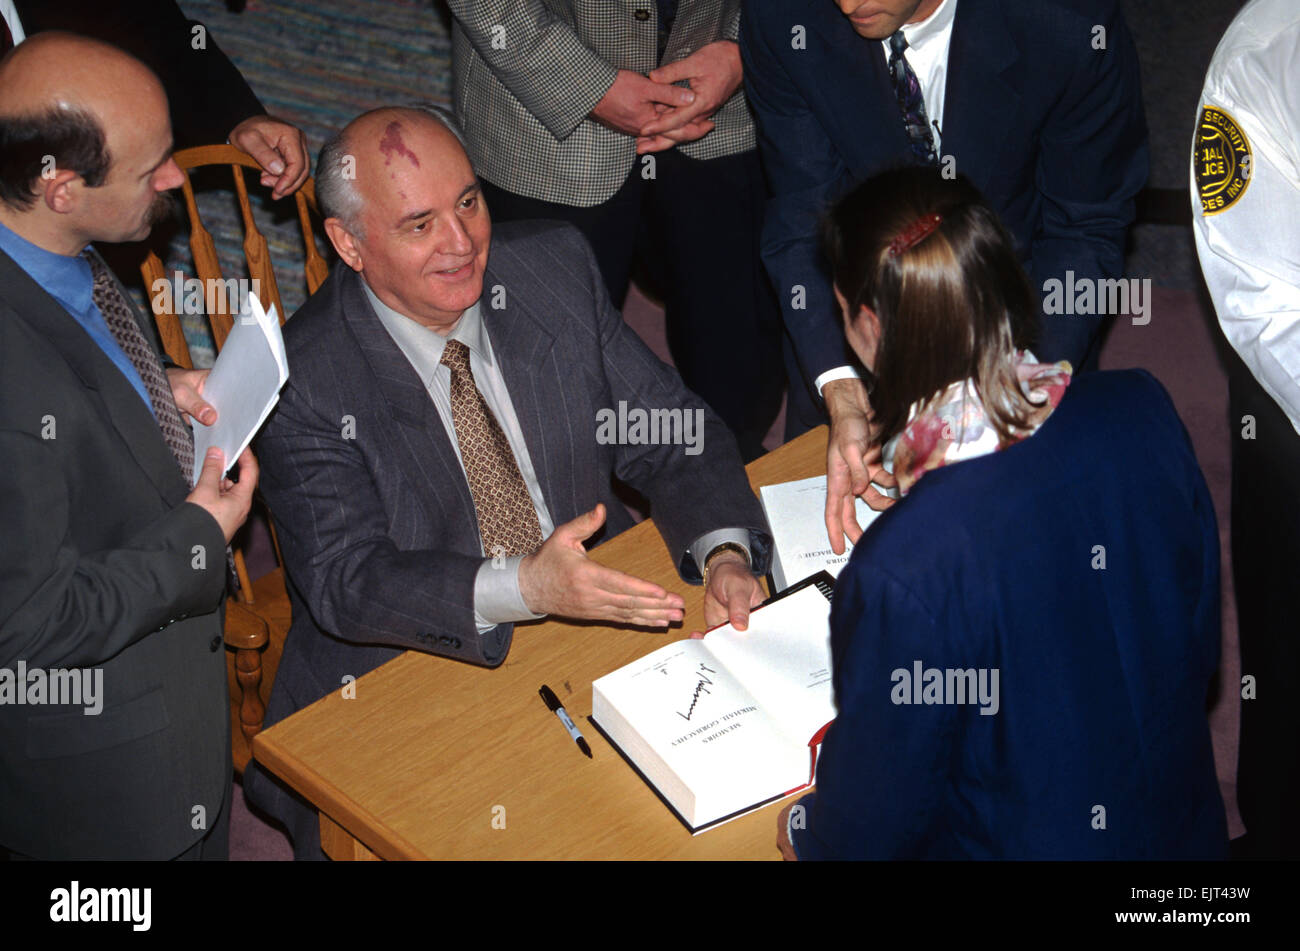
590, 41, 743, 155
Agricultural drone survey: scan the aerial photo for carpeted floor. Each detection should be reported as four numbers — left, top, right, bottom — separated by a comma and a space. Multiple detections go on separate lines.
175, 0, 1250, 857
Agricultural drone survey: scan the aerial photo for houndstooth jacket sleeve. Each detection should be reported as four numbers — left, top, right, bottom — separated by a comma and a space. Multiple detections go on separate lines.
448, 0, 755, 208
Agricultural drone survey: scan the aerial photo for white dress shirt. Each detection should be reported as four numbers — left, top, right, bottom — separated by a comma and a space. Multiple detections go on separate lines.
817, 0, 958, 397
878, 0, 957, 155
1191, 0, 1300, 435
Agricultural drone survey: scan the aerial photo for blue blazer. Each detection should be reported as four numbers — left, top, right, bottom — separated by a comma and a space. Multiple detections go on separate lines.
740, 0, 1149, 384
793, 370, 1228, 859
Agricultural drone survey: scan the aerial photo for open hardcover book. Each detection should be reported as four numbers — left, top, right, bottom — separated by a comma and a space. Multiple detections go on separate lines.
591, 572, 836, 833
190, 292, 288, 484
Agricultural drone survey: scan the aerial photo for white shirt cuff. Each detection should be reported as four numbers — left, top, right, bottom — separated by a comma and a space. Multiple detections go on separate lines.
689, 528, 753, 579
814, 365, 863, 398
473, 555, 545, 633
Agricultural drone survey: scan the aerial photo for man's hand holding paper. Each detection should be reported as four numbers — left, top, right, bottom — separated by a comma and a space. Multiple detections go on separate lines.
166, 367, 216, 427
189, 293, 289, 484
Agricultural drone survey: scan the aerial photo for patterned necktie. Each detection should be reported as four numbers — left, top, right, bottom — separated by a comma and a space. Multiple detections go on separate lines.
440, 339, 543, 557
887, 31, 939, 166
85, 252, 195, 483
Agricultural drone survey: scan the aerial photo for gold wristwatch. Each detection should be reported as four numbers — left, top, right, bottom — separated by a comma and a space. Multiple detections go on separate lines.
703, 541, 751, 587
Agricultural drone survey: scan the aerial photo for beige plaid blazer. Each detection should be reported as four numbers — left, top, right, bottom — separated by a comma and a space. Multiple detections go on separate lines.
448, 0, 755, 207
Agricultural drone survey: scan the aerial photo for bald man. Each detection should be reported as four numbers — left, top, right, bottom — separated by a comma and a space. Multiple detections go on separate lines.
0, 34, 257, 859
5, 0, 309, 199
242, 104, 771, 858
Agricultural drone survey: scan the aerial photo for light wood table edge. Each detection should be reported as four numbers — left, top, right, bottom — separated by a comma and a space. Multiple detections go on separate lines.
251, 425, 831, 860
252, 729, 425, 860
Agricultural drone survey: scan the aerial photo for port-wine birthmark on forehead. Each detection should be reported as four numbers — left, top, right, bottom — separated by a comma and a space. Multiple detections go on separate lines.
379, 121, 421, 168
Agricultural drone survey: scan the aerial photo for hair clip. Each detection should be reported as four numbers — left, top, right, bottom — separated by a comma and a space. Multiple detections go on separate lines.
888, 213, 943, 257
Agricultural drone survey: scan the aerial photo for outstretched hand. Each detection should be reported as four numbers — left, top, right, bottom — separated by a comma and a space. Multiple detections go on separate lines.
519, 504, 686, 627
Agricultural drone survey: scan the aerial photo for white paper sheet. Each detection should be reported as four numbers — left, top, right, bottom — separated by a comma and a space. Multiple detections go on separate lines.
190, 292, 288, 484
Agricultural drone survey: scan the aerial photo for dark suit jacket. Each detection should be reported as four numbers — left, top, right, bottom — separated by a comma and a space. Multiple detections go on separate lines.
740, 0, 1149, 384
0, 248, 231, 860
793, 370, 1228, 859
15, 0, 265, 150
244, 220, 772, 856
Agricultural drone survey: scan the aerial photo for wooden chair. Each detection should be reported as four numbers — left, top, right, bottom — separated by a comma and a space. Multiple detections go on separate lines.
141, 144, 327, 773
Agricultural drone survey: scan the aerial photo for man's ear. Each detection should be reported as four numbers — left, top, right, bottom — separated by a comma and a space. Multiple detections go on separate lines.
324, 217, 364, 272
41, 169, 85, 215
860, 304, 881, 338
842, 301, 883, 372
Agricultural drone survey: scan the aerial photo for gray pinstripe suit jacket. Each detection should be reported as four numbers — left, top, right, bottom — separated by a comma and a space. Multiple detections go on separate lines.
244, 221, 770, 853
448, 0, 754, 206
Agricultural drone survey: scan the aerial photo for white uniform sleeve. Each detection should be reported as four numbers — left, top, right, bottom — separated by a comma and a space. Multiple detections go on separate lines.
1191, 36, 1300, 435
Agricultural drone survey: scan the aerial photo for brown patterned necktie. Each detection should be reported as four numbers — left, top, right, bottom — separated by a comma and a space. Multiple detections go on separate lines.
440, 338, 543, 557
85, 251, 195, 484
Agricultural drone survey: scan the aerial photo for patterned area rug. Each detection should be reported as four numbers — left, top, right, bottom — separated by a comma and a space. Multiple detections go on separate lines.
169, 0, 454, 363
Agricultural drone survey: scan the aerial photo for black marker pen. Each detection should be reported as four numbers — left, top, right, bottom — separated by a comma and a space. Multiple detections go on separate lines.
539, 684, 592, 758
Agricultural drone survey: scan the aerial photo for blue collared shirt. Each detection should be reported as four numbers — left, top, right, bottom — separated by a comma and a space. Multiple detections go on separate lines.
0, 219, 152, 411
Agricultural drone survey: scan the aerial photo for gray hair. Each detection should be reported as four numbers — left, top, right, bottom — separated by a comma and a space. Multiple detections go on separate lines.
315, 102, 470, 237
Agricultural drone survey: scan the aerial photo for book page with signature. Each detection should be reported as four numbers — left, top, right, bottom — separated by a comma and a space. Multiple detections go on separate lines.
592, 637, 807, 824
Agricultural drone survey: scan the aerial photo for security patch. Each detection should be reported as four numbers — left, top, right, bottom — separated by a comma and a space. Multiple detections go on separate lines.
1194, 105, 1252, 216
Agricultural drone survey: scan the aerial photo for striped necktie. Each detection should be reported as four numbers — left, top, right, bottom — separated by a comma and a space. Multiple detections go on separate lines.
440, 338, 543, 557
85, 251, 195, 483
887, 31, 939, 166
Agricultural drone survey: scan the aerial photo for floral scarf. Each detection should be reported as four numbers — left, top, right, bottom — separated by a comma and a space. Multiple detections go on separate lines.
881, 351, 1072, 497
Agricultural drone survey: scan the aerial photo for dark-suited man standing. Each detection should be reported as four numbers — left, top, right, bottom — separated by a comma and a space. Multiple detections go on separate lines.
242, 105, 772, 859
0, 33, 257, 859
740, 0, 1148, 546
444, 0, 784, 460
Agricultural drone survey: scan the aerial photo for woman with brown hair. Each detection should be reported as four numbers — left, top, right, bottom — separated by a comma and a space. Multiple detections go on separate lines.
823, 169, 1071, 520
778, 168, 1228, 860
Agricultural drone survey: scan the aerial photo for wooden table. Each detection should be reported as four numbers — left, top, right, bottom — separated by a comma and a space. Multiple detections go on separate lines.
252, 426, 829, 859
